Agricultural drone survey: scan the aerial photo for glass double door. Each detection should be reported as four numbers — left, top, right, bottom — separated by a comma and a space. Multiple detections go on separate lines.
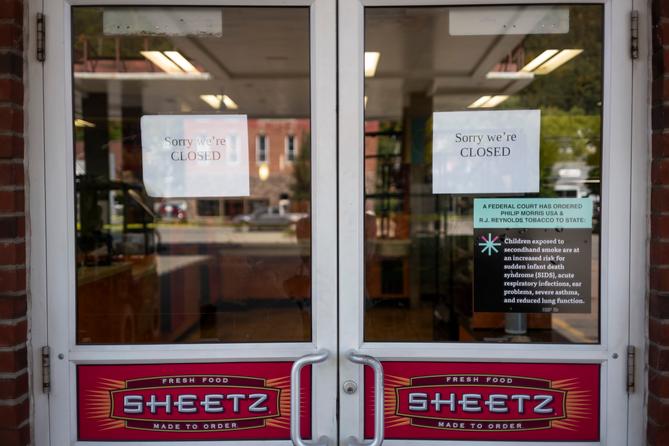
44, 0, 636, 444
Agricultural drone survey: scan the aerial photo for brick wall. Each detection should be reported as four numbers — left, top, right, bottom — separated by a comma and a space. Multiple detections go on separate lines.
651, 1, 669, 445
0, 0, 28, 445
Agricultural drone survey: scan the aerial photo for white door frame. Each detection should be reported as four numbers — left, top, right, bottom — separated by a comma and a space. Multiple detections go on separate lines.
27, 0, 650, 444
36, 0, 337, 444
337, 0, 647, 445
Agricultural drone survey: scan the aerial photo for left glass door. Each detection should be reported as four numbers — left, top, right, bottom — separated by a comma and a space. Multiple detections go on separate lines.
43, 1, 336, 444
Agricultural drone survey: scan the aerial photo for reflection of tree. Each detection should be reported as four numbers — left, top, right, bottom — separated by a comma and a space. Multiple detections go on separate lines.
290, 133, 310, 202
499, 6, 604, 197
513, 6, 604, 115
538, 107, 601, 196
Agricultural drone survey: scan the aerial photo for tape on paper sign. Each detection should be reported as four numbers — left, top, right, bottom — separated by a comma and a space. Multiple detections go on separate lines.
432, 110, 540, 194
141, 114, 250, 198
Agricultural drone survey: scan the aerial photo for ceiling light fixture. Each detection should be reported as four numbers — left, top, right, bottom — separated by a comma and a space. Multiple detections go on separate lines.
468, 96, 492, 108
200, 94, 239, 110
200, 94, 222, 110
164, 51, 200, 74
533, 49, 583, 75
364, 52, 380, 77
221, 95, 238, 110
486, 71, 535, 80
520, 49, 559, 72
140, 51, 182, 74
74, 118, 96, 128
480, 95, 510, 108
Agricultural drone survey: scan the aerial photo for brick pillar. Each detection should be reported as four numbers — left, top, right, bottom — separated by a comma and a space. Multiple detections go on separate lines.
0, 0, 28, 445
651, 1, 669, 445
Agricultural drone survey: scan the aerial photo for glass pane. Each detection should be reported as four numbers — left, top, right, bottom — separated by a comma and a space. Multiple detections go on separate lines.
364, 5, 603, 343
73, 7, 311, 344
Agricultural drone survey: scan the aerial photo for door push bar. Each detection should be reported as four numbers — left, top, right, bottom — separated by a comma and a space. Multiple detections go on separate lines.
346, 350, 384, 446
291, 349, 330, 446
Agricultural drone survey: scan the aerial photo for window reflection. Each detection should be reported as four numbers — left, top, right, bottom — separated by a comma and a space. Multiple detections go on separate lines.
363, 6, 602, 343
73, 7, 311, 344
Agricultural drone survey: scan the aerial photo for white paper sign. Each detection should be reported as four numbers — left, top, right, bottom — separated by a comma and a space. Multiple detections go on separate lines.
449, 7, 569, 36
141, 115, 250, 198
104, 8, 223, 36
432, 110, 540, 194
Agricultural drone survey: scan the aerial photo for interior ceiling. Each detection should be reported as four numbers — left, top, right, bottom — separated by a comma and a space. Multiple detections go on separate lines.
75, 6, 538, 121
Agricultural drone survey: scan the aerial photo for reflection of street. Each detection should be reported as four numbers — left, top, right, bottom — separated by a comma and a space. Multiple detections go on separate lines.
157, 224, 297, 244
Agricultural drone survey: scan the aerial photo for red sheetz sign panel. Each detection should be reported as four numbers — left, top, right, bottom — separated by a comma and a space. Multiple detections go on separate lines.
77, 363, 311, 441
365, 362, 600, 441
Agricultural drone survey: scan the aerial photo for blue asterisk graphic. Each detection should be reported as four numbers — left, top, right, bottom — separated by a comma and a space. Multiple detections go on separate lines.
479, 233, 501, 256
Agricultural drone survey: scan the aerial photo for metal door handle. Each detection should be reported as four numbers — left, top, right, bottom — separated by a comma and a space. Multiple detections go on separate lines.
290, 349, 330, 446
345, 350, 384, 446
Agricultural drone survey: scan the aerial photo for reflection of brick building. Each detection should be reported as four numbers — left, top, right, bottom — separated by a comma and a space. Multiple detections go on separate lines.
190, 118, 311, 221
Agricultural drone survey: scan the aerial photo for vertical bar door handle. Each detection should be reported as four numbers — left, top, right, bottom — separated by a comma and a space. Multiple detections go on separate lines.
345, 350, 384, 446
290, 349, 330, 446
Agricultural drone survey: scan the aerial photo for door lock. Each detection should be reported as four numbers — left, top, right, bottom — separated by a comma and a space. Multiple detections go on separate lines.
342, 380, 358, 394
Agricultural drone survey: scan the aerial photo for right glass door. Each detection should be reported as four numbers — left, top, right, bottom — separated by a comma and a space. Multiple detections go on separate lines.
339, 1, 634, 444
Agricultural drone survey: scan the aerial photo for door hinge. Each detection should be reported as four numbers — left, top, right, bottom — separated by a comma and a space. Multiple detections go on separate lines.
631, 10, 639, 60
627, 345, 636, 393
36, 13, 45, 62
41, 346, 50, 394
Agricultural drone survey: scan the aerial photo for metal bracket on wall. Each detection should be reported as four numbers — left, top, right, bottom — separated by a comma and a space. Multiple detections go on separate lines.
36, 13, 45, 62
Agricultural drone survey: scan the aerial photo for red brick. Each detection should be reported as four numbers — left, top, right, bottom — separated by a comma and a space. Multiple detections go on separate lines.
648, 419, 669, 446
0, 216, 24, 239
651, 317, 669, 344
662, 22, 669, 46
0, 372, 28, 400
654, 77, 665, 106
0, 296, 25, 319
0, 347, 25, 373
0, 398, 28, 429
654, 133, 669, 158
651, 293, 669, 320
653, 188, 669, 214
0, 80, 21, 104
649, 395, 669, 425
0, 319, 25, 347
0, 242, 24, 265
0, 24, 22, 51
0, 1, 22, 22
0, 53, 21, 79
0, 268, 25, 294
0, 164, 23, 187
663, 49, 669, 75
0, 425, 30, 446
652, 269, 669, 293
654, 159, 669, 184
650, 368, 669, 399
0, 135, 23, 160
0, 108, 22, 134
0, 190, 23, 213
653, 240, 669, 266
652, 214, 669, 239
